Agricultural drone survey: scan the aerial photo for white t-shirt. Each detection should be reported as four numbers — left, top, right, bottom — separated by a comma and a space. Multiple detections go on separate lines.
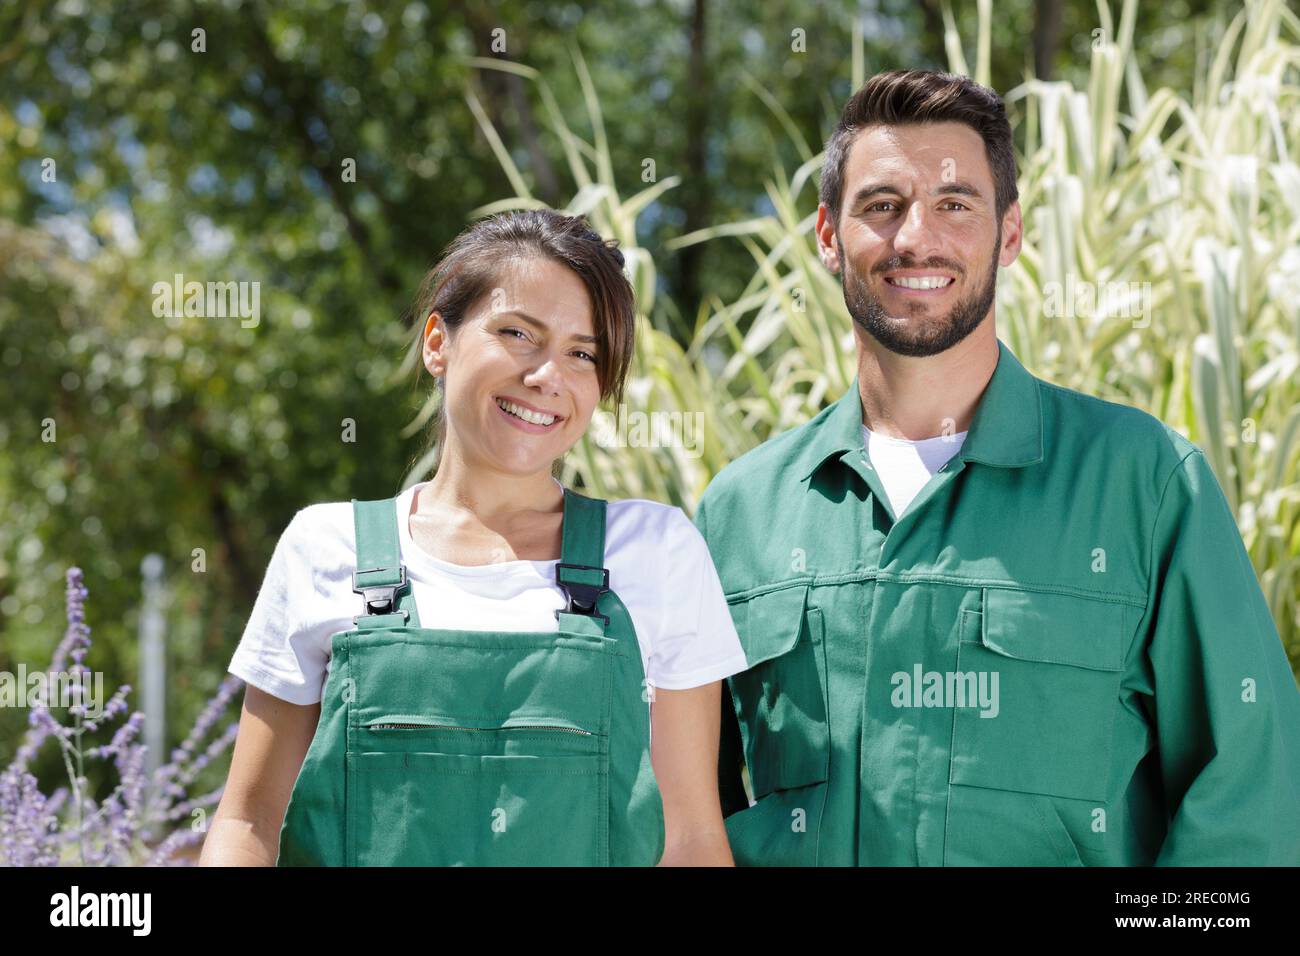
227, 480, 748, 710
862, 424, 967, 519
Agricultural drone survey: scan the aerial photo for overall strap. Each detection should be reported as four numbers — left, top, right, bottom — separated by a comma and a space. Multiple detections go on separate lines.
352, 497, 420, 629
555, 488, 610, 627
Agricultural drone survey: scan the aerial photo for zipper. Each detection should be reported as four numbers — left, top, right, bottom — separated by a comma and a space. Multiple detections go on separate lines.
366, 720, 592, 736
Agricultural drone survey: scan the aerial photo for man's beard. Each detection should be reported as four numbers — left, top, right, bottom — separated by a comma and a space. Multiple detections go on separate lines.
839, 231, 1000, 358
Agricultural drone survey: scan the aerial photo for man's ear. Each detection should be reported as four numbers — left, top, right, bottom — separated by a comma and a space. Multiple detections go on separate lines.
998, 200, 1023, 268
815, 203, 841, 274
422, 311, 448, 377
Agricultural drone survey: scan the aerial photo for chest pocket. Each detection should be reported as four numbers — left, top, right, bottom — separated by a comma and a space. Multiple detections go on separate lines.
727, 584, 830, 800
949, 587, 1132, 803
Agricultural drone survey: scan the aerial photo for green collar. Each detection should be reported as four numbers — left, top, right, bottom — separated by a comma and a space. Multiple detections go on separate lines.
799, 338, 1044, 482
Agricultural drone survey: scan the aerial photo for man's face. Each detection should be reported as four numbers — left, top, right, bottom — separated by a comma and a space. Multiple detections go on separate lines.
817, 121, 1020, 357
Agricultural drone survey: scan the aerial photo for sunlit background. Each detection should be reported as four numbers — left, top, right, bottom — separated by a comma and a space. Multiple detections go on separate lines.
1, 0, 1297, 863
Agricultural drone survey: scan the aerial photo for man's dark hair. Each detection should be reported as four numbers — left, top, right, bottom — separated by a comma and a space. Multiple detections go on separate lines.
819, 69, 1019, 226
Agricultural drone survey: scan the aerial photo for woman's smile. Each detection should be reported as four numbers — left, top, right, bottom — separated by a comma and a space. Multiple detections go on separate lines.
493, 394, 566, 433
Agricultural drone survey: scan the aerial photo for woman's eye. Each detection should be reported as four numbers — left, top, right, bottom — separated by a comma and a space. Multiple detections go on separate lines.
501, 327, 594, 363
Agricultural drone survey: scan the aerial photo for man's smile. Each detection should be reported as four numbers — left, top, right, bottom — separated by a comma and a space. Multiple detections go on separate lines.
883, 272, 956, 295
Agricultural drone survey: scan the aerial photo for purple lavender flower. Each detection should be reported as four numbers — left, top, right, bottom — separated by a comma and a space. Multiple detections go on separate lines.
0, 567, 245, 866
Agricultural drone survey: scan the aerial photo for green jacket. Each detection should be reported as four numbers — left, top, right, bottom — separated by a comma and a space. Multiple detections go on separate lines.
694, 338, 1300, 865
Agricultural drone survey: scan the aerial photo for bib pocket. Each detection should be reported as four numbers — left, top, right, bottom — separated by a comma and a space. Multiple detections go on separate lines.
358, 715, 601, 756
727, 585, 830, 800
948, 588, 1129, 803
346, 748, 606, 867
347, 715, 608, 866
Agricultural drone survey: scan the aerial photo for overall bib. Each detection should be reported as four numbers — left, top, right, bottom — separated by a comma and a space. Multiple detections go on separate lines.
276, 487, 665, 866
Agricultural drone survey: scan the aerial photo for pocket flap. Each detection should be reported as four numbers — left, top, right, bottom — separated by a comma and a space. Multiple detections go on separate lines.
729, 585, 810, 668
983, 588, 1127, 672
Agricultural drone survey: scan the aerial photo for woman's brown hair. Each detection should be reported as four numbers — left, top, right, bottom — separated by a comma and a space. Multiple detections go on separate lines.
406, 209, 636, 476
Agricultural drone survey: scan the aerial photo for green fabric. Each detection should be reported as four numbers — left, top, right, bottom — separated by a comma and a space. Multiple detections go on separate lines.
277, 487, 664, 866
695, 338, 1300, 866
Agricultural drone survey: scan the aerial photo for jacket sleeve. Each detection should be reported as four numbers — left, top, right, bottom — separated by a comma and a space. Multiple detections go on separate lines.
1140, 450, 1300, 864
693, 492, 752, 818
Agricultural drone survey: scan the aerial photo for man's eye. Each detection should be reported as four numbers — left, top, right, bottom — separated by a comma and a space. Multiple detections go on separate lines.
866, 201, 897, 212
942, 201, 968, 210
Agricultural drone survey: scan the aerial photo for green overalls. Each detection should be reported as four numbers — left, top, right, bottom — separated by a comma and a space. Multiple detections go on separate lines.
276, 487, 665, 866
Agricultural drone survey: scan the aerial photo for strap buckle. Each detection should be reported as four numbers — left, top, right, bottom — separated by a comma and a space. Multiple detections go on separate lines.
353, 565, 408, 621
554, 562, 610, 626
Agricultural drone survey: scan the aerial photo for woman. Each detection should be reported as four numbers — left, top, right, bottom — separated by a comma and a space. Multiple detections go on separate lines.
199, 210, 748, 866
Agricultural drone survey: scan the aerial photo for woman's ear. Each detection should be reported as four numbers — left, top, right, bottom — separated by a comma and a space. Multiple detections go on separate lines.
422, 311, 448, 377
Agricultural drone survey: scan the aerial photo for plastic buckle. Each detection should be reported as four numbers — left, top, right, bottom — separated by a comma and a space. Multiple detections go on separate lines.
353, 565, 408, 621
554, 563, 610, 626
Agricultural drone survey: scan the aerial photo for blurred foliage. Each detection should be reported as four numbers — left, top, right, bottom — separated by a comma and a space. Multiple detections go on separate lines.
0, 0, 1289, 806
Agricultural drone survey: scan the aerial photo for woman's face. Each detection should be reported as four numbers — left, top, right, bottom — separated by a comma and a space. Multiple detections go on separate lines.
423, 255, 603, 477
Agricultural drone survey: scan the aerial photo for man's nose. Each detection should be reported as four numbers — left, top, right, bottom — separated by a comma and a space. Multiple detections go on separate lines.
892, 202, 943, 260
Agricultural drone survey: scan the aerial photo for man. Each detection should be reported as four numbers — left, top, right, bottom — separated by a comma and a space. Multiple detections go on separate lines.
693, 69, 1300, 865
